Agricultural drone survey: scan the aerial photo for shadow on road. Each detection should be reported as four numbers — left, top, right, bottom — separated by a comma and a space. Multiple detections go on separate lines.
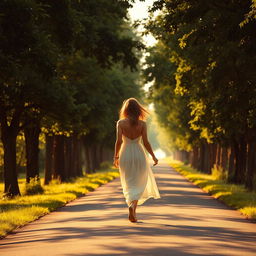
1, 162, 255, 256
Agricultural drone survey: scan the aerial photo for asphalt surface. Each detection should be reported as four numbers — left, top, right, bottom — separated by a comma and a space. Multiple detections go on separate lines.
0, 160, 255, 256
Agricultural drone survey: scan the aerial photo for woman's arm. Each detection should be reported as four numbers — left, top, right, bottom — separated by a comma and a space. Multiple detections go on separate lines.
113, 120, 123, 159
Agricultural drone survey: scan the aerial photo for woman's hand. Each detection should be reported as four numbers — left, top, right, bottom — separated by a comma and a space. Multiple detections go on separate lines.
152, 156, 158, 166
113, 158, 119, 168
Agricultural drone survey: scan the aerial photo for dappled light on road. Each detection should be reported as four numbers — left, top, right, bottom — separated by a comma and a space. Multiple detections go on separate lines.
1, 161, 255, 256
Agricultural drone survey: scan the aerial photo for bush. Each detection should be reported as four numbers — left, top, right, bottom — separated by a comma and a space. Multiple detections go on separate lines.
99, 161, 112, 170
24, 177, 44, 195
49, 177, 62, 185
211, 164, 228, 181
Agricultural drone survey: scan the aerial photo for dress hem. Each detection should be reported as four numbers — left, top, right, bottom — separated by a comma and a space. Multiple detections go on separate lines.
126, 194, 161, 206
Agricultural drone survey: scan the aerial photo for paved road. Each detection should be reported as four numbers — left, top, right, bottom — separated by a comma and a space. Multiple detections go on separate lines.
0, 161, 256, 256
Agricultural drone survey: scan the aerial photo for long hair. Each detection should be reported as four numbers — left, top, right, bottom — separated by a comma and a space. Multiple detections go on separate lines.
119, 98, 150, 126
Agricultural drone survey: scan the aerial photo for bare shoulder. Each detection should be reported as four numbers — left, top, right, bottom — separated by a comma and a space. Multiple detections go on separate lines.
139, 120, 146, 127
117, 119, 125, 127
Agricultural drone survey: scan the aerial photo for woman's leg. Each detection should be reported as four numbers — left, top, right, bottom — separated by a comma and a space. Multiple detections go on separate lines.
129, 200, 138, 222
132, 200, 138, 219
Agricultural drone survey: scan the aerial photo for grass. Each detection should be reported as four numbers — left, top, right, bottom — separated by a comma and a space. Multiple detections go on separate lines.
0, 168, 119, 238
168, 160, 256, 221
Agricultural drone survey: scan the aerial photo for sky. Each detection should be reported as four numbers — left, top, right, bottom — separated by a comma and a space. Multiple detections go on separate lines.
128, 1, 157, 101
128, 0, 157, 47
128, 2, 167, 159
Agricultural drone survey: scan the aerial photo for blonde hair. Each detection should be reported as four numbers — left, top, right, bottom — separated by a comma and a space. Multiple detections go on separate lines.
119, 98, 150, 126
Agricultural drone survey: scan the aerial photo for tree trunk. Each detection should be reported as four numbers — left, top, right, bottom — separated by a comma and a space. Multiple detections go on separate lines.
99, 143, 104, 163
64, 136, 73, 179
1, 129, 20, 197
174, 151, 179, 161
246, 139, 256, 190
199, 142, 205, 172
210, 143, 217, 172
192, 146, 199, 170
204, 143, 211, 174
233, 140, 240, 183
76, 137, 83, 176
71, 135, 78, 176
44, 135, 54, 185
227, 145, 235, 182
92, 144, 98, 172
188, 151, 193, 166
221, 146, 228, 171
71, 135, 83, 177
24, 123, 41, 183
233, 137, 247, 184
84, 144, 92, 173
182, 150, 189, 164
88, 144, 97, 173
216, 144, 221, 169
53, 135, 66, 182
95, 143, 102, 169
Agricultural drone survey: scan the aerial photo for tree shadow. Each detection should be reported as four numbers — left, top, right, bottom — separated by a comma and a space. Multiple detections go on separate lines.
0, 163, 255, 256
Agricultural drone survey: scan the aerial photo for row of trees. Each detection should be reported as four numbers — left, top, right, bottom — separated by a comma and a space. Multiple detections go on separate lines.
144, 0, 256, 190
0, 0, 144, 197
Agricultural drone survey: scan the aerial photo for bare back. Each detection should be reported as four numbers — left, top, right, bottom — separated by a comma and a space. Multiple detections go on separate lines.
116, 118, 155, 161
119, 118, 144, 140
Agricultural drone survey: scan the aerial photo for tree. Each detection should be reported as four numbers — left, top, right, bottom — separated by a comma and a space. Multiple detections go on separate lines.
145, 0, 256, 188
0, 0, 58, 196
0, 0, 143, 196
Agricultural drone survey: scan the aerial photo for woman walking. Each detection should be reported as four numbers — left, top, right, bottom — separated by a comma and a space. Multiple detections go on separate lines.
113, 98, 160, 222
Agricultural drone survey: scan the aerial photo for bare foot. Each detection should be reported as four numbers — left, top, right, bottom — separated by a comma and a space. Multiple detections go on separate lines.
128, 203, 137, 222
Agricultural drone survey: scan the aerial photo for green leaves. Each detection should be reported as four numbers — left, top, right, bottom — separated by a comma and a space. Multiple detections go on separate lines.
145, 0, 256, 150
0, 0, 142, 135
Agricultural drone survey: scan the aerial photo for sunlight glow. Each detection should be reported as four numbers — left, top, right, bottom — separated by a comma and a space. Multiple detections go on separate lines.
129, 0, 155, 21
153, 148, 167, 159
143, 82, 151, 92
128, 0, 157, 47
148, 103, 154, 110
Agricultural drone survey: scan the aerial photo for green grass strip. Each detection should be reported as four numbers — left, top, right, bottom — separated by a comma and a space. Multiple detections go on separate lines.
168, 160, 256, 221
0, 169, 119, 238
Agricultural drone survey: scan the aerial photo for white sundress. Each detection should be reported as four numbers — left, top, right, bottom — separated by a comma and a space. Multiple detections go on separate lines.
119, 134, 161, 206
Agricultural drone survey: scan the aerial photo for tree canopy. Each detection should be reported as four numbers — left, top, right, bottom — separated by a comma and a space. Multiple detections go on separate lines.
144, 0, 256, 189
